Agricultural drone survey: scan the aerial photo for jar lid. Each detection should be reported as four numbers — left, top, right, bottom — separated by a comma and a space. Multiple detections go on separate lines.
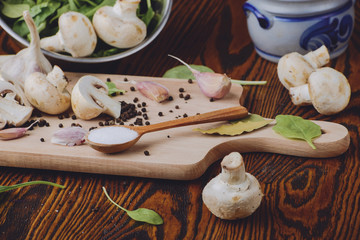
248, 0, 350, 17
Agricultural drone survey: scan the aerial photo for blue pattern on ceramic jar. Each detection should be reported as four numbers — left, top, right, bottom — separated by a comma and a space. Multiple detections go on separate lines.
243, 0, 355, 62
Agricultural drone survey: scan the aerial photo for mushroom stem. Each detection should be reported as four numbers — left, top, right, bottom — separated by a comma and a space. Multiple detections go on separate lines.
40, 34, 64, 53
220, 152, 250, 189
303, 45, 330, 69
289, 84, 312, 106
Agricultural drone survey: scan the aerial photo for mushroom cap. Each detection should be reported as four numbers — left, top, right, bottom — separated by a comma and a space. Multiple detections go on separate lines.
71, 75, 121, 120
308, 67, 351, 115
92, 3, 146, 49
202, 173, 263, 220
24, 67, 71, 115
277, 52, 315, 90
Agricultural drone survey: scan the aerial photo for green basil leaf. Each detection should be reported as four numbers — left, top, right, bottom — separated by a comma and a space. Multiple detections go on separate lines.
105, 82, 126, 96
163, 65, 214, 80
272, 115, 322, 149
0, 180, 65, 193
102, 187, 163, 225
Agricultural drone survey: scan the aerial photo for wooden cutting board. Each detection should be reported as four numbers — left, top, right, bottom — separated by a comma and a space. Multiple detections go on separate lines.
0, 73, 350, 180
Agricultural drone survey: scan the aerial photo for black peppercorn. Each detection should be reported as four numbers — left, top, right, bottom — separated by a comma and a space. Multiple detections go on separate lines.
144, 150, 150, 156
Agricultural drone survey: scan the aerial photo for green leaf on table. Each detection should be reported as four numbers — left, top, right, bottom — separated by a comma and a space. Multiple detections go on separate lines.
163, 65, 214, 80
105, 82, 126, 96
272, 115, 322, 149
102, 187, 163, 225
0, 180, 65, 193
194, 114, 273, 136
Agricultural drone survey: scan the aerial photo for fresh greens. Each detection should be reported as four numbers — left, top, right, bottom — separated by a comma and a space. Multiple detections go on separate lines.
163, 64, 267, 85
0, 0, 161, 57
102, 187, 163, 225
105, 81, 126, 96
272, 115, 322, 149
0, 180, 65, 193
194, 114, 273, 136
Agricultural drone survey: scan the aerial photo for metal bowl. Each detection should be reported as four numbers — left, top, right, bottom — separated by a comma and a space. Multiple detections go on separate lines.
0, 0, 172, 64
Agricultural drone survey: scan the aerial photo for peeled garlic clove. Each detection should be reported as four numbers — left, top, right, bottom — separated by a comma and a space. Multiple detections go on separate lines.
168, 55, 232, 99
51, 127, 87, 146
135, 81, 170, 102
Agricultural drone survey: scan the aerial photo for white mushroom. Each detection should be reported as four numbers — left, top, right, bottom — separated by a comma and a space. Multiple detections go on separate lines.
289, 67, 351, 115
277, 45, 330, 90
0, 11, 52, 90
92, 0, 147, 48
71, 76, 121, 120
24, 66, 71, 115
202, 152, 263, 220
40, 11, 97, 57
0, 81, 33, 129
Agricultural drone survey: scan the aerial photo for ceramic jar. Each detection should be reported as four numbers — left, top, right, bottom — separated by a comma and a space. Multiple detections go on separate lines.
243, 0, 355, 62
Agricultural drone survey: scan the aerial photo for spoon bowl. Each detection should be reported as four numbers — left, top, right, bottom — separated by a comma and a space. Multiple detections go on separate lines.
86, 106, 248, 153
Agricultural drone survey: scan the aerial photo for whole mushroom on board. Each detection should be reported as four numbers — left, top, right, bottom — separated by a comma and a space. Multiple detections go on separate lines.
0, 81, 33, 129
71, 75, 121, 120
289, 67, 351, 115
40, 11, 97, 57
277, 45, 330, 90
0, 10, 52, 90
24, 66, 71, 115
92, 0, 147, 48
202, 152, 263, 220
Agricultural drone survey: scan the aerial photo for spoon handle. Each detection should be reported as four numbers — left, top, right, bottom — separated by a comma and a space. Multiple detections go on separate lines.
138, 106, 248, 134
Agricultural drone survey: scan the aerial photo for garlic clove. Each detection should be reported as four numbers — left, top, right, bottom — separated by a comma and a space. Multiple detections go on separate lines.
135, 81, 170, 102
168, 55, 232, 99
0, 120, 38, 140
51, 127, 87, 146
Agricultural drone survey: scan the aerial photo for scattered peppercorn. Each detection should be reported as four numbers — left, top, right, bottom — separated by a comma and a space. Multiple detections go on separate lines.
188, 79, 193, 84
168, 96, 173, 101
141, 102, 146, 107
124, 77, 129, 82
145, 121, 150, 125
179, 93, 184, 98
175, 105, 180, 109
106, 78, 111, 82
130, 86, 136, 91
71, 115, 77, 120
210, 98, 215, 102
141, 107, 147, 112
40, 138, 45, 142
137, 103, 142, 108
64, 112, 70, 118
144, 150, 150, 156
179, 87, 185, 92
59, 123, 63, 128
133, 97, 139, 103
183, 113, 188, 118
158, 112, 163, 116
184, 94, 191, 100
45, 122, 50, 127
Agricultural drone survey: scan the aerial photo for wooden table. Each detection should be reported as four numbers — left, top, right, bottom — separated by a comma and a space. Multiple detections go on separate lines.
0, 0, 359, 239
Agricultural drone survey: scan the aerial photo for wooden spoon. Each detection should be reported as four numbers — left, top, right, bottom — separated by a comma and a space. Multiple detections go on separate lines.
86, 106, 249, 153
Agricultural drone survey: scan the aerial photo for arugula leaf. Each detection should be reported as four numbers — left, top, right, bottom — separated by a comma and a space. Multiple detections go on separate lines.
194, 114, 273, 136
105, 81, 126, 96
0, 180, 65, 193
1, 1, 30, 18
272, 115, 322, 149
102, 187, 163, 225
140, 0, 155, 26
163, 65, 214, 80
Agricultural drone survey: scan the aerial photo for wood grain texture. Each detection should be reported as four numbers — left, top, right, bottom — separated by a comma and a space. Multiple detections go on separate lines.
0, 0, 359, 239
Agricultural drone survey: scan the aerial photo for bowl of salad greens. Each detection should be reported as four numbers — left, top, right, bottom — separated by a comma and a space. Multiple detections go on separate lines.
0, 0, 172, 63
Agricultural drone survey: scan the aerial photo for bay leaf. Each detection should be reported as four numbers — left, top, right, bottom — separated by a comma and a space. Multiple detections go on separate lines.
272, 115, 322, 149
194, 114, 273, 136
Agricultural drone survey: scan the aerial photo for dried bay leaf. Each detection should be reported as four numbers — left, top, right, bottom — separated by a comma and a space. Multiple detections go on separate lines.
272, 115, 321, 149
194, 114, 273, 136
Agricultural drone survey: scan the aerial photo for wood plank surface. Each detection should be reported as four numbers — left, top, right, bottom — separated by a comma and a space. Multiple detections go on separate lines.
0, 0, 359, 239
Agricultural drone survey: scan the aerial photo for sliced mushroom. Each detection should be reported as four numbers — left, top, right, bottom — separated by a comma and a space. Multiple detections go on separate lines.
0, 81, 33, 129
71, 76, 121, 120
289, 67, 351, 115
277, 45, 330, 90
40, 11, 97, 57
24, 66, 71, 115
92, 0, 147, 48
202, 152, 263, 219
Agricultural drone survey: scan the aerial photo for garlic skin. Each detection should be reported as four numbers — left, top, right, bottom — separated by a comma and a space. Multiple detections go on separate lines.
92, 0, 147, 48
135, 81, 170, 102
51, 127, 87, 146
169, 55, 232, 99
202, 152, 263, 219
0, 11, 52, 90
